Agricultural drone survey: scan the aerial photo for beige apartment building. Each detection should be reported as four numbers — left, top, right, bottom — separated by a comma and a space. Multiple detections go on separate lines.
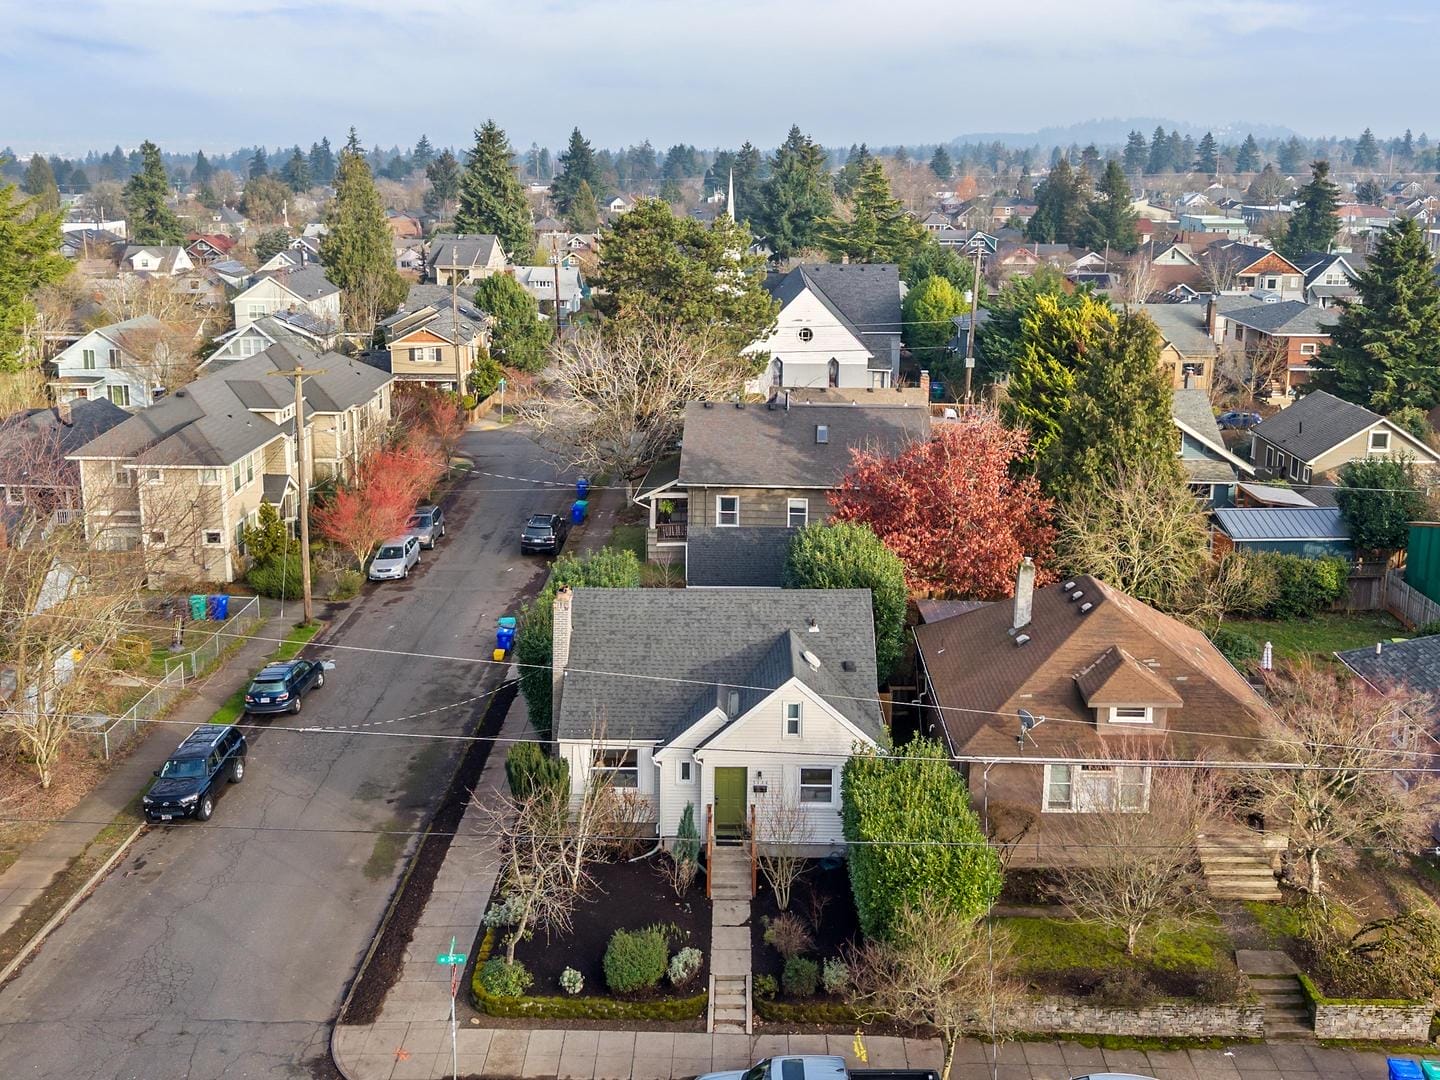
69, 343, 392, 583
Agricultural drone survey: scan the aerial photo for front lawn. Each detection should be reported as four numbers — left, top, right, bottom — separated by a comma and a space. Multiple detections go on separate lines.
1221, 612, 1404, 665
606, 522, 647, 561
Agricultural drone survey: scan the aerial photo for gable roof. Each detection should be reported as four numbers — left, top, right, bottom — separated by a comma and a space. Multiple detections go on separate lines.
685, 526, 792, 588
1141, 303, 1215, 357
428, 234, 505, 270
1075, 646, 1185, 707
1172, 388, 1254, 481
914, 576, 1268, 758
555, 587, 884, 745
1213, 506, 1349, 543
1251, 389, 1387, 461
254, 266, 340, 302
766, 263, 901, 366
0, 399, 131, 487
676, 401, 929, 489
1337, 636, 1440, 698
1220, 299, 1332, 337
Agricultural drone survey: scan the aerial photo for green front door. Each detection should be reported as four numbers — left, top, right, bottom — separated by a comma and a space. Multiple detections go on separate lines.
714, 767, 746, 839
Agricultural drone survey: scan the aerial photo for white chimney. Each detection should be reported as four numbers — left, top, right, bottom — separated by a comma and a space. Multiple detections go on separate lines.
551, 586, 574, 731
1013, 556, 1036, 632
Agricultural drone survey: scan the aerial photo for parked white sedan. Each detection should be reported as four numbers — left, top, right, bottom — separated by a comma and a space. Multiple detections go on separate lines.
368, 535, 421, 580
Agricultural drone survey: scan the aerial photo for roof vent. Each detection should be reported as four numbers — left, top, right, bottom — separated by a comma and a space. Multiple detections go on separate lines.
841, 660, 857, 672
1079, 602, 1093, 613
801, 649, 823, 671
1062, 580, 1076, 590
1070, 590, 1084, 601
816, 424, 829, 444
807, 617, 820, 633
735, 401, 744, 409
1014, 633, 1031, 647
702, 401, 713, 409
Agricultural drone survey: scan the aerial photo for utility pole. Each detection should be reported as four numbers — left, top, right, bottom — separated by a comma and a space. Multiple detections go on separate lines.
550, 233, 563, 342
267, 363, 325, 624
963, 245, 982, 403
450, 255, 464, 394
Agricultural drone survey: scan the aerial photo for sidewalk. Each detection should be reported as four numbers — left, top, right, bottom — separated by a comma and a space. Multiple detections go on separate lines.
0, 599, 295, 937
571, 479, 625, 558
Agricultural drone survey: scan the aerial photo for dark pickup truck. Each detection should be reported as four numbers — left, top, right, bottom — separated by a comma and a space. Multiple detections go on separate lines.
700, 1055, 939, 1080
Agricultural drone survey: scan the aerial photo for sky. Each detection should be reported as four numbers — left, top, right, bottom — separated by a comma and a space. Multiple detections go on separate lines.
3, 0, 1437, 157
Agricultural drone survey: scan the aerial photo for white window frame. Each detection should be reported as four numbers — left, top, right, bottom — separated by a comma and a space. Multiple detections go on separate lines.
1369, 429, 1391, 452
107, 348, 120, 368
114, 465, 134, 487
142, 468, 162, 484
1110, 706, 1152, 725
4, 487, 23, 506
1289, 455, 1302, 481
786, 498, 809, 528
203, 529, 224, 547
245, 454, 255, 484
1299, 342, 1318, 356
678, 760, 692, 783
716, 495, 739, 527
1044, 763, 1074, 812
783, 702, 802, 738
82, 348, 96, 370
199, 468, 221, 485
1045, 763, 1150, 813
108, 385, 130, 407
592, 748, 639, 789
798, 766, 835, 805
232, 461, 244, 492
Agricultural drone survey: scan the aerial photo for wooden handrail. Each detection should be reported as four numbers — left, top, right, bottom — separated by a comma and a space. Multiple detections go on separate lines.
705, 803, 714, 900
748, 802, 757, 898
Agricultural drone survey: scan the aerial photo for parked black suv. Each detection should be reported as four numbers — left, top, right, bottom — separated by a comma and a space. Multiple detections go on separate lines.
520, 513, 570, 555
243, 659, 326, 715
143, 724, 247, 823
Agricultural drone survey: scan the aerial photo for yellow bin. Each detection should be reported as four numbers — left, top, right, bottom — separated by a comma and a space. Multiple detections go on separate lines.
492, 648, 506, 662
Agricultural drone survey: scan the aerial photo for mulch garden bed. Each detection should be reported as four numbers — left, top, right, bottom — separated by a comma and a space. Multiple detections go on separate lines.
506, 855, 711, 998
750, 858, 861, 981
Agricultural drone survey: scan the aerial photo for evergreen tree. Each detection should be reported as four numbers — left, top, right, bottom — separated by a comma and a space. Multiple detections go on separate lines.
423, 149, 461, 218
345, 127, 363, 154
1355, 179, 1385, 205
929, 145, 953, 181
454, 120, 533, 260
0, 177, 70, 371
472, 273, 551, 373
22, 156, 59, 214
1282, 160, 1340, 256
1078, 160, 1139, 253
538, 147, 552, 178
281, 146, 311, 193
567, 179, 599, 231
249, 147, 269, 179
820, 158, 927, 266
68, 167, 89, 193
1175, 133, 1195, 173
894, 145, 910, 167
1277, 136, 1307, 174
756, 125, 834, 258
1353, 127, 1380, 168
662, 143, 700, 179
1236, 134, 1261, 172
703, 150, 736, 196
1079, 143, 1102, 179
123, 140, 184, 245
1195, 132, 1219, 175
731, 141, 764, 225
1045, 311, 1177, 500
901, 275, 967, 367
1400, 129, 1416, 164
658, 177, 683, 205
835, 143, 872, 199
550, 128, 602, 216
1308, 218, 1440, 410
1145, 124, 1170, 174
319, 148, 407, 331
411, 134, 435, 171
1122, 130, 1148, 174
192, 149, 213, 187
308, 138, 336, 186
629, 140, 658, 179
1026, 157, 1085, 244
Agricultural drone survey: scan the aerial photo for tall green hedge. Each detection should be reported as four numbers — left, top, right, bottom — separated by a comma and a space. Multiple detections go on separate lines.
515, 548, 641, 739
841, 737, 1001, 940
505, 741, 569, 799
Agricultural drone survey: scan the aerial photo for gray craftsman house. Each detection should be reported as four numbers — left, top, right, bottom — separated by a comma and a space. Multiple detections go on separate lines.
550, 586, 885, 846
635, 399, 930, 585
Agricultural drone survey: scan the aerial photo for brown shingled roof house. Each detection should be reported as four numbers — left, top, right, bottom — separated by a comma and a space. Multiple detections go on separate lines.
913, 560, 1273, 868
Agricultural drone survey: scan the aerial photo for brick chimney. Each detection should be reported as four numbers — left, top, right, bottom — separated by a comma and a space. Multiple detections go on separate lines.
55, 398, 73, 425
1012, 556, 1035, 632
551, 586, 574, 729
919, 370, 931, 398
1206, 295, 1220, 341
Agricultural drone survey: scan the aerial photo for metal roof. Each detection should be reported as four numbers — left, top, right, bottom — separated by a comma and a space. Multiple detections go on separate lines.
1213, 506, 1349, 541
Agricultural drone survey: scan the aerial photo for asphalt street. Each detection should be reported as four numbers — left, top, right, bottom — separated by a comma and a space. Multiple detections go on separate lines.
0, 426, 576, 1079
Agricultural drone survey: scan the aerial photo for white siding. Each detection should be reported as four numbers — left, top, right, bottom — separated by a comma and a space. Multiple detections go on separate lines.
745, 288, 873, 394
557, 738, 660, 818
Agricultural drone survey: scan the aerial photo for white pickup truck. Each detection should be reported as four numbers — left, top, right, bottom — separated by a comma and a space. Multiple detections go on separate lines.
699, 1055, 939, 1080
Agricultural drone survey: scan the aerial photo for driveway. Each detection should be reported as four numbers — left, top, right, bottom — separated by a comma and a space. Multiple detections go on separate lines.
0, 426, 577, 1079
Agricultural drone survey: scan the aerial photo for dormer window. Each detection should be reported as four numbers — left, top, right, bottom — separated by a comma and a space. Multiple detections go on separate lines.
1369, 430, 1390, 452
1111, 706, 1152, 724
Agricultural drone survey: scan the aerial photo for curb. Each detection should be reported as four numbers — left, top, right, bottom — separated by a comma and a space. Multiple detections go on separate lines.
0, 823, 145, 988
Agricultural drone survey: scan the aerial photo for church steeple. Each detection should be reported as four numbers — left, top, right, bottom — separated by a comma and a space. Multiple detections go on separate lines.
727, 168, 735, 221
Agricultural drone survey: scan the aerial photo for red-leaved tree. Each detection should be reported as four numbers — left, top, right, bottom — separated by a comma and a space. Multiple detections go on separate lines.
313, 444, 446, 567
830, 411, 1056, 598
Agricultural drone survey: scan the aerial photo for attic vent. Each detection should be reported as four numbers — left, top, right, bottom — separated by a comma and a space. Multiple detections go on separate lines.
702, 401, 713, 408
1062, 580, 1076, 590
1079, 602, 1093, 613
1014, 634, 1031, 647
801, 649, 823, 671
841, 660, 857, 672
1070, 590, 1084, 601
815, 424, 829, 444
726, 690, 740, 717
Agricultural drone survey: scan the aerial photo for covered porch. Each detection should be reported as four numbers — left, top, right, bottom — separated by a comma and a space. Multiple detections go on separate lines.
634, 454, 688, 567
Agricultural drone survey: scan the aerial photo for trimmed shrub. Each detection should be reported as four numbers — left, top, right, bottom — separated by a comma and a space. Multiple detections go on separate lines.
762, 913, 813, 959
782, 956, 820, 999
1267, 554, 1348, 618
483, 896, 523, 930
603, 926, 669, 993
821, 957, 850, 996
329, 568, 362, 600
245, 551, 309, 600
667, 947, 703, 988
559, 967, 584, 995
505, 741, 569, 800
752, 973, 778, 999
1210, 627, 1260, 668
842, 737, 1002, 940
478, 957, 533, 998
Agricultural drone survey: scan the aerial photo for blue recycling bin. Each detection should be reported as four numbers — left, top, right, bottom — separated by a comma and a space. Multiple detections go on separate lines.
496, 626, 516, 652
207, 594, 230, 620
1391, 1060, 1424, 1080
571, 499, 588, 524
576, 477, 590, 500
189, 594, 208, 620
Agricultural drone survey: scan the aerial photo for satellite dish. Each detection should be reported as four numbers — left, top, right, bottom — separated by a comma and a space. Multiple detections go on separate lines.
1017, 708, 1044, 748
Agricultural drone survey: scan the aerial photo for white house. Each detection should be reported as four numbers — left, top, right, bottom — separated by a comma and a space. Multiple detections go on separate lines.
745, 263, 902, 395
551, 587, 884, 847
201, 311, 339, 371
48, 315, 169, 408
231, 267, 341, 330
121, 245, 194, 276
509, 266, 584, 314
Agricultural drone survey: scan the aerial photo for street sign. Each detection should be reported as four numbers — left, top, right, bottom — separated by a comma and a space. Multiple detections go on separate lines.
498, 378, 507, 391
436, 952, 467, 965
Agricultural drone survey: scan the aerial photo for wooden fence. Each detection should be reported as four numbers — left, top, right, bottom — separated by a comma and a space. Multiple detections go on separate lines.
1384, 569, 1440, 629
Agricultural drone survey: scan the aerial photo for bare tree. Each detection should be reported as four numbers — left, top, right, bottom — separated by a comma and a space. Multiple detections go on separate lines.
1117, 253, 1158, 305
848, 896, 1021, 1080
1200, 247, 1243, 293
521, 318, 753, 497
1250, 663, 1436, 897
755, 796, 814, 910
1215, 337, 1289, 408
1056, 762, 1219, 955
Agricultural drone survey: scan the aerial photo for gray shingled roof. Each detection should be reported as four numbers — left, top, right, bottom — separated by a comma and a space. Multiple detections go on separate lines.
266, 266, 339, 300
766, 263, 901, 366
1141, 303, 1215, 357
1337, 636, 1440, 697
685, 526, 792, 587
428, 234, 504, 269
1213, 506, 1349, 542
676, 401, 929, 488
556, 587, 884, 746
0, 399, 131, 486
1250, 390, 1380, 461
1221, 299, 1333, 336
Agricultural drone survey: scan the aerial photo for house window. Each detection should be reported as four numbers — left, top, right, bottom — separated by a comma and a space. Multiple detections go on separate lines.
143, 468, 162, 483
798, 767, 834, 804
107, 348, 120, 368
1289, 456, 1301, 481
1117, 767, 1150, 811
1302, 466, 1313, 483
203, 530, 224, 546
238, 336, 263, 357
246, 454, 255, 484
108, 385, 130, 406
1044, 764, 1074, 811
827, 359, 840, 387
1111, 706, 1152, 724
1264, 446, 1276, 469
245, 303, 266, 319
5, 487, 23, 506
787, 498, 808, 528
234, 520, 246, 554
148, 528, 168, 546
1369, 430, 1390, 452
232, 461, 243, 491
678, 760, 692, 783
784, 702, 802, 737
82, 348, 96, 370
114, 465, 134, 486
592, 748, 639, 788
1266, 277, 1278, 289
1182, 362, 1205, 377
409, 348, 422, 363
716, 495, 739, 527
199, 468, 220, 485
797, 327, 814, 342
1299, 343, 1318, 356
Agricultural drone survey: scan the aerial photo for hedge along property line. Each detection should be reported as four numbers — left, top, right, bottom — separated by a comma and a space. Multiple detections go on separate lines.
1295, 973, 1433, 1042
469, 930, 708, 1022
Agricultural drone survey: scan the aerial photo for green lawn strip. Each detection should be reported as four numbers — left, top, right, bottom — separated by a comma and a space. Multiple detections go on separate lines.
1221, 612, 1404, 664
998, 914, 1228, 975
606, 522, 647, 561
208, 622, 323, 725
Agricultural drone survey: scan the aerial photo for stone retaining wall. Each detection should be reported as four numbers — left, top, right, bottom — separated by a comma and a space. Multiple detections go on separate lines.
1001, 1001, 1265, 1039
1311, 1001, 1432, 1042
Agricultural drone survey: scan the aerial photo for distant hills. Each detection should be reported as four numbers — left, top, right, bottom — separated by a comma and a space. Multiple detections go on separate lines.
948, 118, 1301, 149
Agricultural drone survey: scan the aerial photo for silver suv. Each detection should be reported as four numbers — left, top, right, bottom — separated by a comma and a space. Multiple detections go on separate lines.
407, 505, 446, 549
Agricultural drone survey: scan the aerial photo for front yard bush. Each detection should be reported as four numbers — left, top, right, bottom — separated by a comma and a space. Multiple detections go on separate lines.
1211, 626, 1261, 668
822, 957, 850, 995
668, 947, 703, 988
246, 551, 308, 600
478, 957, 534, 998
783, 955, 820, 998
505, 740, 569, 800
842, 737, 1002, 940
603, 925, 669, 993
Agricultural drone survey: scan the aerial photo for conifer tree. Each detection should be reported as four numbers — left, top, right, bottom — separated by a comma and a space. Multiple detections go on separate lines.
821, 158, 927, 265
1353, 128, 1380, 168
454, 120, 533, 260
1026, 157, 1084, 244
249, 147, 269, 178
0, 177, 69, 371
929, 145, 953, 181
319, 148, 407, 331
411, 134, 435, 171
567, 179, 599, 232
281, 146, 311, 193
123, 140, 184, 245
22, 156, 59, 213
423, 149, 461, 218
308, 138, 336, 186
756, 125, 833, 258
1145, 125, 1170, 174
1236, 134, 1261, 172
1195, 132, 1219, 175
1282, 160, 1340, 255
1122, 130, 1148, 174
1078, 160, 1139, 253
191, 149, 213, 187
550, 128, 601, 216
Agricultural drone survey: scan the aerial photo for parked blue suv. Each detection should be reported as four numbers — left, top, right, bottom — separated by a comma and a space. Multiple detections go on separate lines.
143, 724, 246, 823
